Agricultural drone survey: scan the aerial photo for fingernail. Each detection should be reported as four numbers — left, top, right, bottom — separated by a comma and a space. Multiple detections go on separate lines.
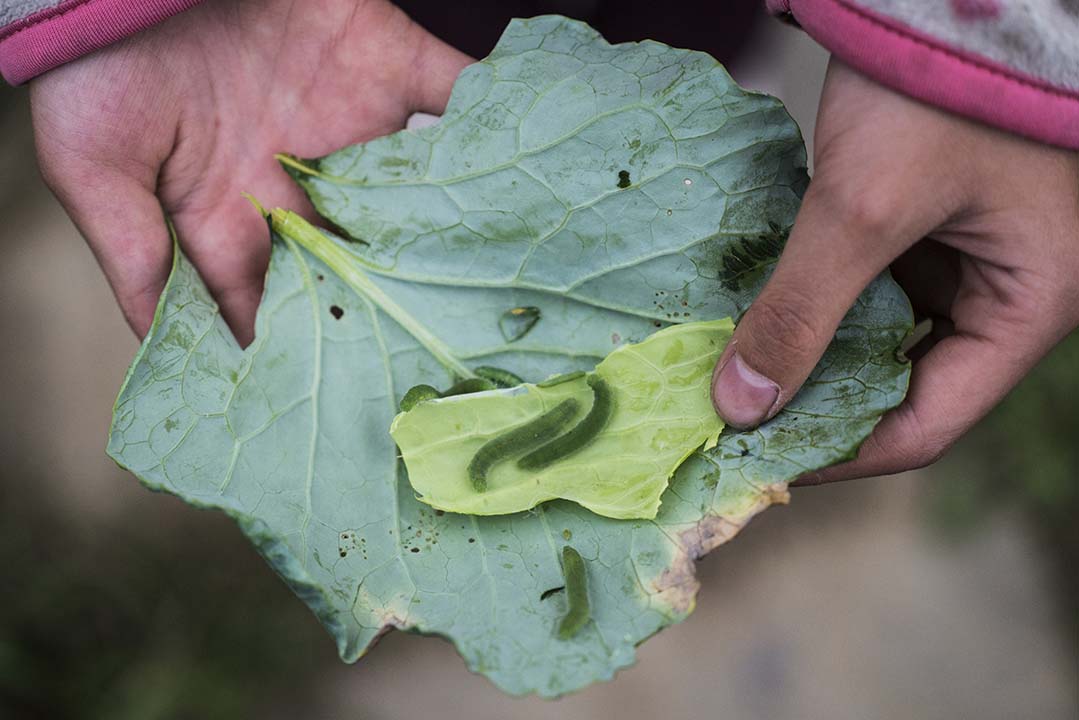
712, 352, 780, 429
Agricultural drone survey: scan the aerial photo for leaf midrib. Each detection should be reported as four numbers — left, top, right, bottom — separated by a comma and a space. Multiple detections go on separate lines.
273, 209, 476, 380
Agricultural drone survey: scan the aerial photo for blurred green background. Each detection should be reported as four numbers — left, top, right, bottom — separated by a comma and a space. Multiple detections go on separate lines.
1, 5, 1076, 719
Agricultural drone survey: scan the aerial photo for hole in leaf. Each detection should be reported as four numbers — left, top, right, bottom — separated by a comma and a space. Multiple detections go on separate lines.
498, 306, 541, 343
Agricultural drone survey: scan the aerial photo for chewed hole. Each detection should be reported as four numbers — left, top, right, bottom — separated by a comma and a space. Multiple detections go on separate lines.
329, 305, 344, 320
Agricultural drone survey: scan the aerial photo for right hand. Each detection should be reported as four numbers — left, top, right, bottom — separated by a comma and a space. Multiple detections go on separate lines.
31, 0, 472, 346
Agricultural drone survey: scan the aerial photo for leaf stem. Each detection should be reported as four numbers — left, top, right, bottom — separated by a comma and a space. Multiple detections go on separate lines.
272, 208, 476, 380
274, 153, 329, 179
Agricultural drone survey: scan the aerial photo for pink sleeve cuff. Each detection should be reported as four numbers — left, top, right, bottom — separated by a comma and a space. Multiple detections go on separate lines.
768, 0, 1079, 149
0, 0, 202, 85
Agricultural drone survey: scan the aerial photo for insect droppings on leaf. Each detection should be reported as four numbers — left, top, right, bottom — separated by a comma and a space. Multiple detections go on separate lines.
540, 586, 566, 601
329, 305, 344, 319
617, 170, 631, 188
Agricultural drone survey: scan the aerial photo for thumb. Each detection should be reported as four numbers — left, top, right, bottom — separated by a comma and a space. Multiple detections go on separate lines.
711, 181, 925, 429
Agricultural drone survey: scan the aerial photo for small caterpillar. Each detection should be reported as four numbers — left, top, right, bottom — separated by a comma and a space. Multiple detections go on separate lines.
536, 370, 586, 388
557, 545, 590, 640
443, 378, 497, 396
474, 366, 524, 388
400, 384, 440, 412
467, 398, 580, 492
517, 375, 613, 471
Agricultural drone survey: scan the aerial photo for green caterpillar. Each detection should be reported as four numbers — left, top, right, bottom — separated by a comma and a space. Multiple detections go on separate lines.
474, 366, 524, 388
466, 398, 580, 492
402, 373, 514, 412
536, 370, 586, 388
442, 378, 497, 396
400, 384, 441, 412
517, 375, 613, 471
557, 545, 590, 640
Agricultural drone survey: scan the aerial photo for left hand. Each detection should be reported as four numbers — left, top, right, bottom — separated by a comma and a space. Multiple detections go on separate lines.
710, 58, 1079, 484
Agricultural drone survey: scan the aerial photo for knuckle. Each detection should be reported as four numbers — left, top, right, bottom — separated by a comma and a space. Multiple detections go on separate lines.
809, 174, 899, 240
892, 408, 950, 471
744, 288, 824, 360
840, 188, 899, 239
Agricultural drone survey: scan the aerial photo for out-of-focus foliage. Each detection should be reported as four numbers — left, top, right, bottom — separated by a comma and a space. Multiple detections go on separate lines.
0, 484, 334, 720
928, 330, 1079, 645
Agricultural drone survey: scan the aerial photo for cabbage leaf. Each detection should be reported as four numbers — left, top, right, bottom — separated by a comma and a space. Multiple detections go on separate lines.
107, 16, 912, 697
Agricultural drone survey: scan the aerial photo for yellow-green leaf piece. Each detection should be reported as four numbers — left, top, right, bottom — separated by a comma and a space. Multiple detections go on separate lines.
391, 319, 732, 519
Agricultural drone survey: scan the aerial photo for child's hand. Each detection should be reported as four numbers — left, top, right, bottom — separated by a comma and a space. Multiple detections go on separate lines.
712, 58, 1079, 482
30, 0, 471, 346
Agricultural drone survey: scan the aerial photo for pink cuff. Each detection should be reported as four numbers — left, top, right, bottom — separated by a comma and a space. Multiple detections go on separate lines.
0, 0, 202, 85
769, 0, 1079, 149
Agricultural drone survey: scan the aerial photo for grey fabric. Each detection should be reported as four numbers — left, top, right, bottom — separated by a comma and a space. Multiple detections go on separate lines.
863, 0, 1079, 92
1, 0, 67, 28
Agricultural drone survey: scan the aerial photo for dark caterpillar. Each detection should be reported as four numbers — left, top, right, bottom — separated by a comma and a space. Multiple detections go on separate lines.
557, 545, 590, 640
517, 375, 613, 471
466, 398, 580, 492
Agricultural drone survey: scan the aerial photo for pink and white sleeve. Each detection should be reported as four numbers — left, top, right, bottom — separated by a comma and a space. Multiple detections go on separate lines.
0, 0, 201, 85
767, 0, 1079, 149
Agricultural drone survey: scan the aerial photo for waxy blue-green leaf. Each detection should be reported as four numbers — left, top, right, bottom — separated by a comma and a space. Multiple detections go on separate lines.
392, 319, 733, 519
108, 16, 912, 697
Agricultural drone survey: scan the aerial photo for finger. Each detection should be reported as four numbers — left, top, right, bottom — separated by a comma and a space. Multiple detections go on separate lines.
42, 167, 172, 338
406, 28, 474, 115
796, 315, 1057, 486
171, 193, 272, 348
711, 173, 943, 429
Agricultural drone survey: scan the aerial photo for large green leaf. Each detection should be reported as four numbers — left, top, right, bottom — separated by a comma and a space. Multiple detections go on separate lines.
108, 16, 912, 697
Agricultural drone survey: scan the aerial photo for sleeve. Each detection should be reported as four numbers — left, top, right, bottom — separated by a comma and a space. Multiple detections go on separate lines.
766, 0, 1079, 149
0, 0, 202, 85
